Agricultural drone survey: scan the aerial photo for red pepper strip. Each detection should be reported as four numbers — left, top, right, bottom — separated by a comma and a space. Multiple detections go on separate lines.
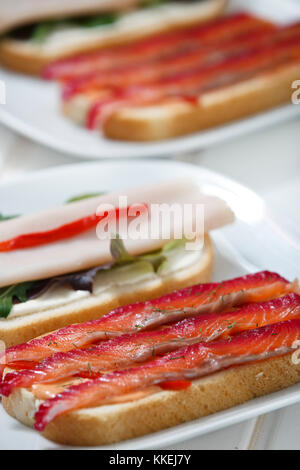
158, 380, 191, 391
0, 204, 146, 252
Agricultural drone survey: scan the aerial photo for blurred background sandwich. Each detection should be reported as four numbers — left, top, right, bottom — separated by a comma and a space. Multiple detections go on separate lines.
0, 0, 227, 75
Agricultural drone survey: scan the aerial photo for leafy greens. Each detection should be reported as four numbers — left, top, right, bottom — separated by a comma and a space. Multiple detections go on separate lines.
0, 236, 178, 318
0, 282, 36, 318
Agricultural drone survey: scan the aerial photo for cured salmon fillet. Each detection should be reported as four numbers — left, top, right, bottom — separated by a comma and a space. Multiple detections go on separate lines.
86, 36, 300, 128
2, 293, 300, 395
34, 318, 300, 431
42, 12, 300, 142
44, 13, 270, 80
62, 22, 300, 101
1, 271, 296, 368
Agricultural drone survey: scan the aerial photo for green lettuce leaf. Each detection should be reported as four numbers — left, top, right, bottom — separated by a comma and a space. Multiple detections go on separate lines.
110, 235, 166, 271
0, 213, 19, 221
110, 235, 136, 264
31, 13, 119, 44
142, 0, 167, 7
32, 22, 57, 43
0, 282, 36, 318
66, 192, 105, 203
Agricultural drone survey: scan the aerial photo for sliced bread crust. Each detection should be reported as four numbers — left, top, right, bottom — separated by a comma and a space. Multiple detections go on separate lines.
101, 63, 300, 141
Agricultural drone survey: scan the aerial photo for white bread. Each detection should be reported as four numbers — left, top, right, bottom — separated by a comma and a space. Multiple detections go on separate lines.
0, 0, 227, 75
3, 349, 300, 446
0, 234, 213, 348
63, 63, 300, 141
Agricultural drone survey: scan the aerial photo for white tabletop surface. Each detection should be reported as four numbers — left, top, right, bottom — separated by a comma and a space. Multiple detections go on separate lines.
0, 115, 299, 450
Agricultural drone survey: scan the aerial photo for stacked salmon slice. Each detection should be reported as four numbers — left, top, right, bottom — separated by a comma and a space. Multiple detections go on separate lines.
1, 270, 300, 432
43, 12, 300, 132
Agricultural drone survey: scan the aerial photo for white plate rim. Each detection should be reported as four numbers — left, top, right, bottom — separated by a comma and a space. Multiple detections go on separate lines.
0, 101, 300, 160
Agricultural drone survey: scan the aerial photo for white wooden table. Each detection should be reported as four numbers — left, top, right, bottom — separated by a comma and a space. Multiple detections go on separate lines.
0, 117, 299, 450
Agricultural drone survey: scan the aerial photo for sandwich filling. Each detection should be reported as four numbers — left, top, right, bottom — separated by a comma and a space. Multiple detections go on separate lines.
0, 179, 234, 321
4, 1, 216, 53
4, 237, 204, 320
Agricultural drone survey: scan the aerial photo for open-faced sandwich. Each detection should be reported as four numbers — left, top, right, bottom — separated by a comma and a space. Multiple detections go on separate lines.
0, 177, 234, 347
0, 0, 227, 75
1, 271, 300, 446
51, 11, 300, 141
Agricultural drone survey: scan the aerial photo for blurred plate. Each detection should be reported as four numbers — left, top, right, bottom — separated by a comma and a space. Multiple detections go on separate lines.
0, 159, 299, 449
0, 0, 300, 159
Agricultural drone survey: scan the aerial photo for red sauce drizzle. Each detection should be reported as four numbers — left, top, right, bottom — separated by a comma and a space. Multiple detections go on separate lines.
0, 204, 147, 252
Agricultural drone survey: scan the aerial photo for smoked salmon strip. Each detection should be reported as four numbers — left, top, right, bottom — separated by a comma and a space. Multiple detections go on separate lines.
44, 13, 271, 80
45, 13, 300, 135
2, 293, 300, 396
34, 318, 300, 431
86, 35, 300, 128
62, 22, 300, 101
1, 271, 296, 368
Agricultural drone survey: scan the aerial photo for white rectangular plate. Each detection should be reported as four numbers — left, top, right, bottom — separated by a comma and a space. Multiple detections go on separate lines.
0, 159, 300, 449
0, 0, 300, 159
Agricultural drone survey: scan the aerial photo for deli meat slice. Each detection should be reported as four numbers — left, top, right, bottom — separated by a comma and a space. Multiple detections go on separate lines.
0, 178, 234, 287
